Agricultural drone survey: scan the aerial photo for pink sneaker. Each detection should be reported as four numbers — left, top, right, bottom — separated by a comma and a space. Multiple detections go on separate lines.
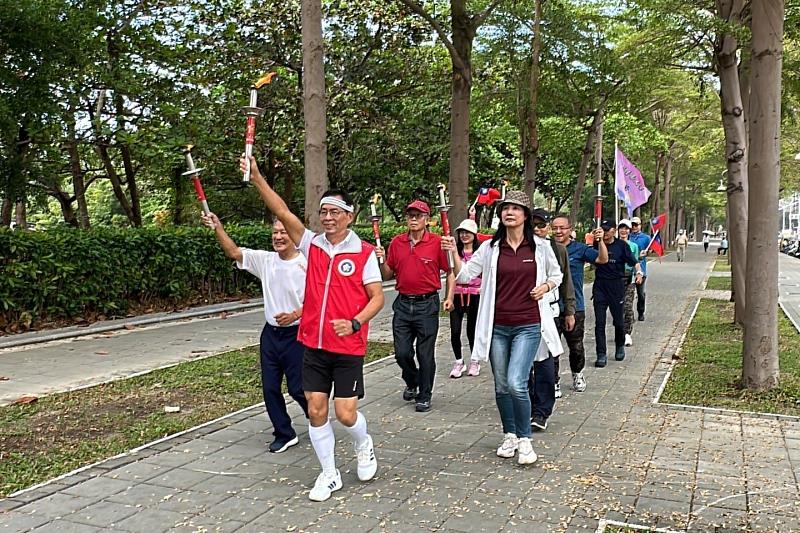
467, 361, 480, 376
450, 360, 466, 378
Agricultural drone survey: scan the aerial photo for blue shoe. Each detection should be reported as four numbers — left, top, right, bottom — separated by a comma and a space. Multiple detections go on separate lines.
595, 355, 607, 368
615, 346, 625, 361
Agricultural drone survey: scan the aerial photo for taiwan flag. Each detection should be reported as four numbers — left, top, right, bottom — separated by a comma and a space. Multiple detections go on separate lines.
651, 213, 666, 233
650, 232, 664, 257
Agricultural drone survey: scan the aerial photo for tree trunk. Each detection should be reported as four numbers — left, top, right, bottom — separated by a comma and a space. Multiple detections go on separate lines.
65, 117, 90, 228
0, 199, 11, 227
301, 0, 328, 232
570, 111, 601, 226
522, 0, 542, 200
447, 1, 474, 225
14, 199, 26, 229
742, 0, 782, 390
652, 152, 662, 217
663, 150, 672, 246
716, 0, 749, 325
115, 95, 142, 227
96, 143, 136, 224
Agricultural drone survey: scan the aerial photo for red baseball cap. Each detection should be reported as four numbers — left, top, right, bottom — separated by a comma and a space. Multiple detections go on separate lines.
405, 200, 431, 215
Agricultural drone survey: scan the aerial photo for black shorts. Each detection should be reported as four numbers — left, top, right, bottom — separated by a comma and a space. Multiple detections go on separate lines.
303, 348, 365, 399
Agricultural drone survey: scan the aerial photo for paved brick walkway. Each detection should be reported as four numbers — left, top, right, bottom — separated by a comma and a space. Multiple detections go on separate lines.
2, 245, 799, 532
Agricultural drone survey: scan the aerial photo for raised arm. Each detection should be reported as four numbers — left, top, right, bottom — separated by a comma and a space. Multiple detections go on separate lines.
240, 156, 306, 245
201, 212, 242, 263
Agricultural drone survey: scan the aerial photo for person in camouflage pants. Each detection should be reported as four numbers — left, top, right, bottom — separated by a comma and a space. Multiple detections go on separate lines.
618, 220, 640, 347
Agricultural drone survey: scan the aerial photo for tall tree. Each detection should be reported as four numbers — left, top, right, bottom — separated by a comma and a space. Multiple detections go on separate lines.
396, 0, 502, 223
742, 0, 783, 390
301, 0, 328, 231
521, 0, 542, 199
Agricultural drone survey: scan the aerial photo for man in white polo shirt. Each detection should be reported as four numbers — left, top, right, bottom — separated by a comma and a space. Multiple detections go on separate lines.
201, 212, 308, 454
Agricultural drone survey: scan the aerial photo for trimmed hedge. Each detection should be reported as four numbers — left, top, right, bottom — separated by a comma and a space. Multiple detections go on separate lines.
0, 224, 411, 331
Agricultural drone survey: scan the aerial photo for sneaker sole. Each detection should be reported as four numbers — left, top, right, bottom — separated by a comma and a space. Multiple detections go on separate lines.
308, 483, 341, 502
518, 454, 538, 465
270, 436, 299, 454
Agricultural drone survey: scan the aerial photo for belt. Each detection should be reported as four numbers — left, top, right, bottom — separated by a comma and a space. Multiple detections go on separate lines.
399, 291, 438, 301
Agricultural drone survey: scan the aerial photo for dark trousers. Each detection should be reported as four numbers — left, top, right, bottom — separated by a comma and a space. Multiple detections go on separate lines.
635, 276, 647, 317
260, 324, 308, 440
393, 294, 440, 402
529, 355, 556, 419
593, 279, 626, 356
449, 293, 480, 359
553, 311, 586, 381
704, 242, 709, 252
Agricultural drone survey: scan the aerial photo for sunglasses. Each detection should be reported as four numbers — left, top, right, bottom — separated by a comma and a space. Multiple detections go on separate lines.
532, 221, 548, 229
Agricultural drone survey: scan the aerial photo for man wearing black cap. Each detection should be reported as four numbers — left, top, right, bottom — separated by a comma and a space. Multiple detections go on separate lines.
592, 219, 642, 367
376, 200, 454, 412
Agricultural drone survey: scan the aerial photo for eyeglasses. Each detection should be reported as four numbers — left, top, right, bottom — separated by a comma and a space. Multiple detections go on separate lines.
532, 221, 548, 229
406, 212, 426, 220
551, 225, 571, 231
319, 209, 345, 218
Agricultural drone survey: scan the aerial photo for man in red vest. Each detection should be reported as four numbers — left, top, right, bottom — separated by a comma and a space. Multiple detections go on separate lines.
240, 156, 385, 502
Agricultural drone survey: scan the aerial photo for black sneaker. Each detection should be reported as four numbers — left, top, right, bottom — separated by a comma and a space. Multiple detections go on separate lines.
595, 355, 607, 368
402, 387, 417, 401
269, 435, 299, 453
531, 416, 548, 431
415, 400, 431, 412
615, 346, 626, 361
637, 314, 645, 322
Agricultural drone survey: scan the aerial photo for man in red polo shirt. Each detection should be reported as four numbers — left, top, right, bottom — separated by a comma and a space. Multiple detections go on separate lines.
375, 200, 454, 412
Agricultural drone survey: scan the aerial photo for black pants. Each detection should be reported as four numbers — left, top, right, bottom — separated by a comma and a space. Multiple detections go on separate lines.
553, 311, 586, 382
704, 242, 709, 252
529, 355, 556, 419
593, 279, 626, 356
260, 324, 308, 441
393, 294, 440, 402
449, 293, 480, 360
635, 276, 647, 317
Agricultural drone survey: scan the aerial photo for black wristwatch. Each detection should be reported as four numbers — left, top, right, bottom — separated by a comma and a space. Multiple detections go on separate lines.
351, 318, 362, 334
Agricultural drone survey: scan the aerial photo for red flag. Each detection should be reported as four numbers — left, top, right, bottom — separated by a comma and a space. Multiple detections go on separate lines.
650, 232, 664, 257
651, 213, 666, 233
477, 187, 502, 205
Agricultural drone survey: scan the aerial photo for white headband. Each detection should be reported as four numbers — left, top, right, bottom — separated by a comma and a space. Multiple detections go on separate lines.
319, 196, 354, 212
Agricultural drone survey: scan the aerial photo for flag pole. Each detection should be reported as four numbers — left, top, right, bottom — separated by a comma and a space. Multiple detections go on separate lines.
643, 229, 660, 254
614, 141, 620, 226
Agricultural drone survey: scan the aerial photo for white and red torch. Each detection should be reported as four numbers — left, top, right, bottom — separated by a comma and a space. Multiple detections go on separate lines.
437, 183, 455, 271
241, 72, 278, 182
182, 145, 210, 215
370, 194, 383, 264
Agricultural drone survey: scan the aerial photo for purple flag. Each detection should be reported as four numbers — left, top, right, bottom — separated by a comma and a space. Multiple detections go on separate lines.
615, 146, 651, 218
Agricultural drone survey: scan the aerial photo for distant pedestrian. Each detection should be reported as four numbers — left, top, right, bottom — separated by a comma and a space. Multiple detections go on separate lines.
703, 233, 710, 253
718, 237, 729, 255
676, 230, 688, 262
618, 219, 639, 347
442, 190, 563, 466
201, 213, 308, 454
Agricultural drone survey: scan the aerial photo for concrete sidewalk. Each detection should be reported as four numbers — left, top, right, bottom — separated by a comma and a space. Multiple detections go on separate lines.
2, 246, 799, 532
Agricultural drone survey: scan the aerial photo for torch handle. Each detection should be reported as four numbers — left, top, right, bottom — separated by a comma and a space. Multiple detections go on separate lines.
371, 219, 384, 264
243, 118, 256, 182
192, 177, 210, 215
440, 211, 455, 270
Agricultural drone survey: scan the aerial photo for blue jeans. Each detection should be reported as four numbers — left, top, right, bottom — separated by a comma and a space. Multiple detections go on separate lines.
489, 324, 541, 438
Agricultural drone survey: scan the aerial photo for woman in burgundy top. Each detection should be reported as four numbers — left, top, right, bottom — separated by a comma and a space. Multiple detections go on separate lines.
443, 190, 563, 466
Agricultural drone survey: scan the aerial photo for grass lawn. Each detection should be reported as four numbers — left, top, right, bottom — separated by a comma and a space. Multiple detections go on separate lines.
661, 299, 800, 416
705, 276, 732, 291
713, 259, 731, 271
0, 341, 394, 498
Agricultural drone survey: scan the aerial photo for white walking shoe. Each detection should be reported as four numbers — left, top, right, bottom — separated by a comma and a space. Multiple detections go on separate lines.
517, 437, 538, 465
496, 433, 518, 458
625, 334, 633, 346
309, 469, 342, 502
554, 382, 562, 399
572, 372, 586, 392
355, 435, 378, 481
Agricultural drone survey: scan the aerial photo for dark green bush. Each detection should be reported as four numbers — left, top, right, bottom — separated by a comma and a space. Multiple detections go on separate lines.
0, 223, 413, 330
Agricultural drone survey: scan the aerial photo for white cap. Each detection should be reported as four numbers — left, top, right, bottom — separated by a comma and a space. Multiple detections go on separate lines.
455, 219, 478, 234
618, 218, 632, 229
631, 216, 642, 225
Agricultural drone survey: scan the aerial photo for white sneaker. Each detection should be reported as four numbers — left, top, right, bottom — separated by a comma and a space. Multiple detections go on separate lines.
554, 382, 562, 399
355, 435, 377, 481
308, 469, 342, 502
517, 437, 538, 465
625, 334, 633, 346
467, 360, 481, 376
572, 372, 586, 393
496, 433, 518, 458
450, 360, 466, 378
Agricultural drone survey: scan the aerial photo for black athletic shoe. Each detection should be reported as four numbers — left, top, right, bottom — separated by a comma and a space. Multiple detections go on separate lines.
403, 387, 417, 401
637, 314, 645, 322
531, 416, 548, 431
615, 346, 626, 361
595, 355, 607, 368
415, 400, 431, 412
269, 435, 299, 453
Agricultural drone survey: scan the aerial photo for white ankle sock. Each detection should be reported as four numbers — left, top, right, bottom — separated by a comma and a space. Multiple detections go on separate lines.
342, 411, 369, 448
308, 421, 336, 474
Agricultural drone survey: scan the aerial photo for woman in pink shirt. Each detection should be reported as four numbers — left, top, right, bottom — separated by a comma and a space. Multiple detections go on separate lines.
449, 219, 485, 378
